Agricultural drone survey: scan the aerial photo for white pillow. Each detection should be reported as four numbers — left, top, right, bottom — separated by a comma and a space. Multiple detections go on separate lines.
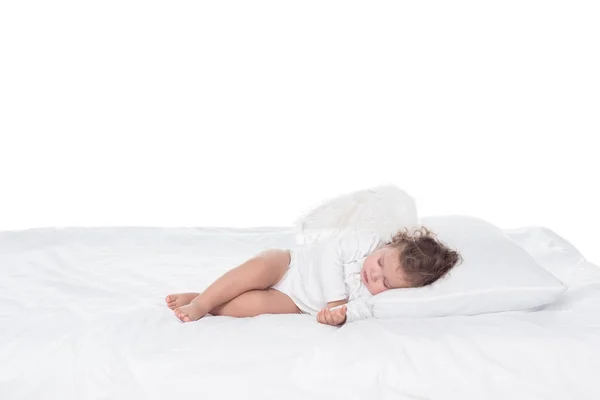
505, 226, 600, 289
370, 215, 567, 318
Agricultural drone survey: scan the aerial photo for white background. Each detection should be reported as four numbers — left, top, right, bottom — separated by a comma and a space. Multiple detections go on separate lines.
1, 1, 598, 263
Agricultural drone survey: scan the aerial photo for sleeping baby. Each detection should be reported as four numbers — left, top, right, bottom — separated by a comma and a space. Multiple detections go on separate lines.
166, 227, 461, 325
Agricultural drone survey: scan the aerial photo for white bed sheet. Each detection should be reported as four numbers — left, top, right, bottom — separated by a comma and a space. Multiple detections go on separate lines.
1, 226, 599, 400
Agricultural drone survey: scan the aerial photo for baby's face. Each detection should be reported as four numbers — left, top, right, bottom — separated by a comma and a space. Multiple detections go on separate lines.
361, 246, 409, 295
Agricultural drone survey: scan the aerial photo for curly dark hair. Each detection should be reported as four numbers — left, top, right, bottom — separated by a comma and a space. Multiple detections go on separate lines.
386, 226, 461, 287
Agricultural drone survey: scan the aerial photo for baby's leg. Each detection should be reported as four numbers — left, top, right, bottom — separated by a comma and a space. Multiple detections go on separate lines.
167, 290, 298, 316
173, 249, 291, 322
211, 289, 300, 317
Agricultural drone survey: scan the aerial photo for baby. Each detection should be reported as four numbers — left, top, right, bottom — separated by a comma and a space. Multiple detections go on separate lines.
166, 227, 461, 325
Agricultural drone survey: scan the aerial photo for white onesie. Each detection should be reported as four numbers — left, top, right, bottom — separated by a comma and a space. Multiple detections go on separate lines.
272, 231, 384, 323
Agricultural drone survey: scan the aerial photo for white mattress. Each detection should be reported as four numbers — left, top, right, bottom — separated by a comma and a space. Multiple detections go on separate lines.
1, 226, 600, 400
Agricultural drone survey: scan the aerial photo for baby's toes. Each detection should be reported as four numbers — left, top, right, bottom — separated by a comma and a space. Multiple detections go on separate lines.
166, 297, 176, 307
177, 311, 190, 322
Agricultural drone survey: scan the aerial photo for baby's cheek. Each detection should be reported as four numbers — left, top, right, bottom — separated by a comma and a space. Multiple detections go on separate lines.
369, 284, 384, 295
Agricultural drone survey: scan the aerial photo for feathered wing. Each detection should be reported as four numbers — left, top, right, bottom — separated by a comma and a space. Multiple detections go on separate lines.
294, 185, 419, 245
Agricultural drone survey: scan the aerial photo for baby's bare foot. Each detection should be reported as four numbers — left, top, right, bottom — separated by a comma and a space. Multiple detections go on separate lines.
174, 302, 209, 323
165, 293, 199, 310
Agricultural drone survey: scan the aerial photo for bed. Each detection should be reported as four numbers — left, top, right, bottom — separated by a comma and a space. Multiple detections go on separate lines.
1, 225, 599, 399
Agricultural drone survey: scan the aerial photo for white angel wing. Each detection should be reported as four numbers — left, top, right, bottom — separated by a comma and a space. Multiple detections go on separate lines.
293, 185, 419, 245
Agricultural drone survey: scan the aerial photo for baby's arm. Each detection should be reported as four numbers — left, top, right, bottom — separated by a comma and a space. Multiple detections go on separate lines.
316, 230, 383, 303
343, 297, 373, 322
317, 304, 348, 326
317, 299, 371, 326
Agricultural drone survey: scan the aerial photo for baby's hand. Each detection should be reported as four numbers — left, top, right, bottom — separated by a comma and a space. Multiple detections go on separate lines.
317, 305, 347, 326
